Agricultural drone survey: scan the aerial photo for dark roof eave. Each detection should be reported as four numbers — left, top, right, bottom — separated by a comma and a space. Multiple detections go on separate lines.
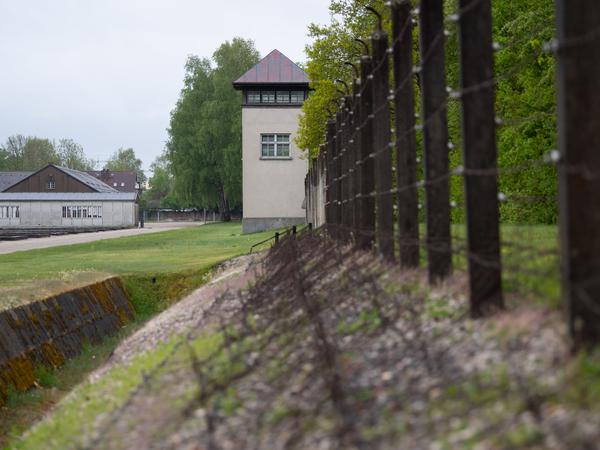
232, 81, 310, 90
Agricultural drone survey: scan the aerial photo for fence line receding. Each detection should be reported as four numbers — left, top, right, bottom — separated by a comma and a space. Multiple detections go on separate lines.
304, 0, 600, 347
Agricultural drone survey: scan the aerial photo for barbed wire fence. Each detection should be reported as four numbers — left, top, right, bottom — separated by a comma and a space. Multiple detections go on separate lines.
305, 0, 600, 347
78, 228, 592, 449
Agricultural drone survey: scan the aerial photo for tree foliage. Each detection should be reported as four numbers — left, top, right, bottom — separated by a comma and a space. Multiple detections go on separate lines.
143, 153, 179, 209
104, 147, 145, 184
0, 135, 94, 171
56, 139, 96, 171
166, 38, 260, 219
297, 0, 557, 224
296, 0, 383, 159
492, 0, 556, 224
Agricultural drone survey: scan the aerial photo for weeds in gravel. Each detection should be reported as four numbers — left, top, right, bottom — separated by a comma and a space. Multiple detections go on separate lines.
560, 350, 600, 409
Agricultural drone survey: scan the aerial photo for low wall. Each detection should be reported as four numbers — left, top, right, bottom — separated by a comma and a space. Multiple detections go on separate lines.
0, 277, 135, 405
145, 210, 208, 222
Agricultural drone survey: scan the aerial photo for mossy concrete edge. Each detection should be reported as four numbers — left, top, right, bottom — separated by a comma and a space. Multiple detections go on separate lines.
0, 277, 135, 405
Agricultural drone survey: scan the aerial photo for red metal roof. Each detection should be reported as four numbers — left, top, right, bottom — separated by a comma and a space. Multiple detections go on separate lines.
233, 49, 309, 86
86, 170, 138, 193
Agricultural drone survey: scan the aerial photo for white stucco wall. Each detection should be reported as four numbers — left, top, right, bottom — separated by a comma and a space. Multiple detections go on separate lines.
242, 107, 308, 220
0, 201, 136, 228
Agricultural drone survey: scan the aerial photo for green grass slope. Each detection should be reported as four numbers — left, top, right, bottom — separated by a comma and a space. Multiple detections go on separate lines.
0, 223, 275, 310
0, 223, 273, 284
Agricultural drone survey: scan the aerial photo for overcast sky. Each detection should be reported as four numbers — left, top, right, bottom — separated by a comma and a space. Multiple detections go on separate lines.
0, 0, 331, 174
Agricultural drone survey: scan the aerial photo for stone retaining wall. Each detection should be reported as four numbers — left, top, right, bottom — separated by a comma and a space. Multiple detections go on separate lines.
0, 277, 135, 405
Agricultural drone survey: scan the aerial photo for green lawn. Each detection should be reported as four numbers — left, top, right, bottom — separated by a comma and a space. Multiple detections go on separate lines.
0, 222, 274, 285
499, 225, 560, 305
0, 221, 279, 319
453, 224, 560, 306
412, 224, 560, 306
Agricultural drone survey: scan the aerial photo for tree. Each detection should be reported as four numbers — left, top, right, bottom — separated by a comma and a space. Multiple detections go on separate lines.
0, 147, 7, 170
144, 153, 179, 208
296, 0, 384, 157
22, 137, 59, 169
0, 135, 94, 171
297, 0, 556, 224
104, 147, 145, 184
167, 38, 260, 220
56, 139, 95, 171
0, 135, 26, 170
167, 56, 214, 210
0, 135, 60, 170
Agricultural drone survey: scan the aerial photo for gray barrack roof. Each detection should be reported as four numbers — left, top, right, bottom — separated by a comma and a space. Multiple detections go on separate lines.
0, 192, 137, 202
56, 166, 118, 193
0, 172, 33, 192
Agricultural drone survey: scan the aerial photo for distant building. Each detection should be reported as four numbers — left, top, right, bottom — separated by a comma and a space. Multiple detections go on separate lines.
86, 169, 141, 194
0, 164, 138, 228
233, 49, 309, 233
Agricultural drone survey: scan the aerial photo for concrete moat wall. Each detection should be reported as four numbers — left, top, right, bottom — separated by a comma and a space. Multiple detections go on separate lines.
0, 277, 135, 405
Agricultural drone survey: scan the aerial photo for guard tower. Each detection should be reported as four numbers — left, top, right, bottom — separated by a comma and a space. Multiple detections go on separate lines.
233, 49, 309, 233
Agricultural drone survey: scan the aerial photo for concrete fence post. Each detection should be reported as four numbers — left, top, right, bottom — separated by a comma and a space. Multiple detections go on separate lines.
371, 22, 395, 261
392, 0, 420, 268
556, 0, 600, 345
420, 0, 452, 282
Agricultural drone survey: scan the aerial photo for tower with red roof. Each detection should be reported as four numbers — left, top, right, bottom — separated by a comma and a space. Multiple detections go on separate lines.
233, 50, 309, 233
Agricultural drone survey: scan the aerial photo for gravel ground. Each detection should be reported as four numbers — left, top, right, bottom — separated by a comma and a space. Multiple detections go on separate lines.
92, 253, 261, 380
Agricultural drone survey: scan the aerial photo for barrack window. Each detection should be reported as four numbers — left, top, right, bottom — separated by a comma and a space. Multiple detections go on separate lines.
0, 206, 19, 219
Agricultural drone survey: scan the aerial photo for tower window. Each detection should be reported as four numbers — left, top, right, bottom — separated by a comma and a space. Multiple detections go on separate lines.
261, 134, 291, 158
290, 91, 306, 103
276, 91, 290, 103
261, 91, 276, 103
245, 89, 306, 105
247, 91, 261, 103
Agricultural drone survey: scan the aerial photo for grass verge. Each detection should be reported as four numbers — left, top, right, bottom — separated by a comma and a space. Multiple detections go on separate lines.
0, 223, 275, 299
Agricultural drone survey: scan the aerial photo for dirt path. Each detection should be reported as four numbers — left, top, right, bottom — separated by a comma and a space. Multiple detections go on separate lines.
92, 253, 261, 380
